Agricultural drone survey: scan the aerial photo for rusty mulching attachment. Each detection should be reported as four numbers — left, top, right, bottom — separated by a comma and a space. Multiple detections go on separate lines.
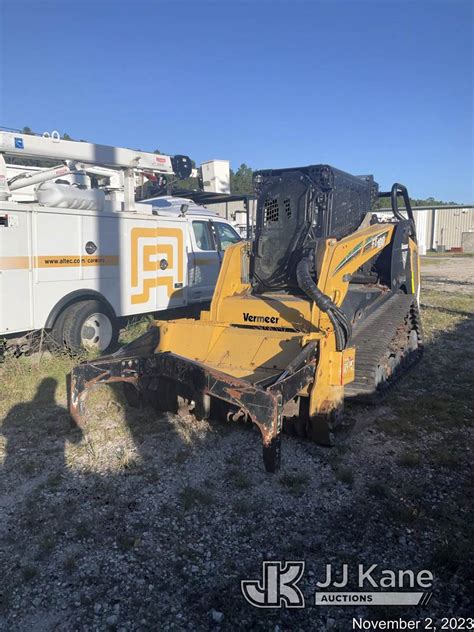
69, 336, 318, 473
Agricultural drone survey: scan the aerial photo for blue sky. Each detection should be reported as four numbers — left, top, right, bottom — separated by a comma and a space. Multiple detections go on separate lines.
0, 0, 472, 202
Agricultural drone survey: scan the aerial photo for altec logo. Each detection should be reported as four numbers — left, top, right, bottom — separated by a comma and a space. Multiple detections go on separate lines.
130, 227, 184, 304
243, 313, 280, 325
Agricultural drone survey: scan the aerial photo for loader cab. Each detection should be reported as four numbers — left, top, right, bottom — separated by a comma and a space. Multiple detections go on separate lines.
251, 165, 378, 294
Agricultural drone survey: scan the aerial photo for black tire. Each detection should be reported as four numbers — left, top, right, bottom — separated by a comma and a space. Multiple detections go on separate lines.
50, 308, 70, 349
58, 300, 119, 353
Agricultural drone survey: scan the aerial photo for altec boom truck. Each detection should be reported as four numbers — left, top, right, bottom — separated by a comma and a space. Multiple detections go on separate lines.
0, 130, 241, 353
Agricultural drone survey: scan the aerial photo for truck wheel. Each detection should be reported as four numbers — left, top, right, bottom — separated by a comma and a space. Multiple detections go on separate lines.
50, 308, 70, 348
59, 300, 119, 353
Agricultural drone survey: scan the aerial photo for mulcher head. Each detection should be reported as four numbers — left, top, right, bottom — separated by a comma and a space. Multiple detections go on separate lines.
69, 330, 318, 472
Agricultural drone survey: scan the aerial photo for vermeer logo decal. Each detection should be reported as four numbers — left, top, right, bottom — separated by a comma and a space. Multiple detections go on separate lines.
243, 312, 280, 324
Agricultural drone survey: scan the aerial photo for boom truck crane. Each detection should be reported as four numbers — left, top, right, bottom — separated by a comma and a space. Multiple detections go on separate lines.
70, 164, 424, 472
0, 130, 242, 354
0, 129, 192, 206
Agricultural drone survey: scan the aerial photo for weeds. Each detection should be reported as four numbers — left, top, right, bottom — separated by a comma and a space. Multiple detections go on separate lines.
367, 481, 390, 499
279, 471, 310, 495
21, 564, 39, 581
63, 555, 77, 572
0, 262, 471, 624
36, 535, 55, 560
75, 523, 91, 540
179, 485, 214, 510
388, 501, 418, 524
232, 498, 253, 515
119, 316, 151, 344
117, 534, 136, 552
431, 446, 458, 468
397, 451, 421, 467
228, 469, 252, 490
335, 467, 354, 486
115, 445, 140, 470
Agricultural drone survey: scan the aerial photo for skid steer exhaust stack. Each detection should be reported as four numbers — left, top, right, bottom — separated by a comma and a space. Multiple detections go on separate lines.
69, 166, 423, 471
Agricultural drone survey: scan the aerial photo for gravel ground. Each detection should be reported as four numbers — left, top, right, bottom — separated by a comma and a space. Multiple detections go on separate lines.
0, 258, 472, 631
420, 255, 474, 294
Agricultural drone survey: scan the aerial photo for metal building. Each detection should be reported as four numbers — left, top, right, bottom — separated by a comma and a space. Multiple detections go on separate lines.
413, 206, 474, 254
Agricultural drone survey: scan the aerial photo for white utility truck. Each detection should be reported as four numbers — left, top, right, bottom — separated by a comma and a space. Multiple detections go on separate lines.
0, 131, 241, 354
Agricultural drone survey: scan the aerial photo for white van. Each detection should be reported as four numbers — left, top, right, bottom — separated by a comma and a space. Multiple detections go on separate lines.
0, 194, 241, 353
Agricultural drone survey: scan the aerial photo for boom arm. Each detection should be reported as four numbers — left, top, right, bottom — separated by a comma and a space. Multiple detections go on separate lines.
0, 130, 192, 209
0, 130, 191, 176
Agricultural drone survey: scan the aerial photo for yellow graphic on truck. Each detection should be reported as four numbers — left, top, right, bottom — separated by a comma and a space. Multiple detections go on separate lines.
130, 226, 184, 304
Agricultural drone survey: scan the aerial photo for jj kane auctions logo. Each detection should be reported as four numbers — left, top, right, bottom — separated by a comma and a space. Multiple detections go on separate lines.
241, 562, 433, 608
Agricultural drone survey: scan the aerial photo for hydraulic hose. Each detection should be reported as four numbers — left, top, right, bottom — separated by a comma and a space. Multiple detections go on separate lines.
296, 258, 352, 351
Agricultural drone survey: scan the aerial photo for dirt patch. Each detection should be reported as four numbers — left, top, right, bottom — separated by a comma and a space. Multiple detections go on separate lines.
0, 259, 472, 630
421, 255, 474, 293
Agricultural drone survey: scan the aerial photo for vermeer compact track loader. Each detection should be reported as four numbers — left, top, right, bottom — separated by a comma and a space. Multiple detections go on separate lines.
70, 165, 423, 472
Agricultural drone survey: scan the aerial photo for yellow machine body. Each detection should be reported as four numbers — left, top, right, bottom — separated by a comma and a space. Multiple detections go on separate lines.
153, 221, 415, 419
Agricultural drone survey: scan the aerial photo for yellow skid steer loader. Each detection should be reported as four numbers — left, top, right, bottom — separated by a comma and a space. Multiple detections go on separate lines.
69, 165, 422, 472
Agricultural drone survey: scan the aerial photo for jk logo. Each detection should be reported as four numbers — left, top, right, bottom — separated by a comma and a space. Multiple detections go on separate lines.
241, 561, 305, 608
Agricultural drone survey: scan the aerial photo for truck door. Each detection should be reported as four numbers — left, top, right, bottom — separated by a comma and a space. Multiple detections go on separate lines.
188, 219, 220, 303
127, 218, 187, 314
211, 220, 242, 263
0, 209, 33, 335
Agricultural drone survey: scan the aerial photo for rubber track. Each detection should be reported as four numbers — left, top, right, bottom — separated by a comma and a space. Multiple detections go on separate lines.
345, 294, 423, 402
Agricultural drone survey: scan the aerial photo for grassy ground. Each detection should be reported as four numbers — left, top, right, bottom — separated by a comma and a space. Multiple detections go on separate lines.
0, 260, 472, 631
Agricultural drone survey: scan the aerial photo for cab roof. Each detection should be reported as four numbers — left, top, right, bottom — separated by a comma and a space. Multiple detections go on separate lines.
139, 195, 219, 217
